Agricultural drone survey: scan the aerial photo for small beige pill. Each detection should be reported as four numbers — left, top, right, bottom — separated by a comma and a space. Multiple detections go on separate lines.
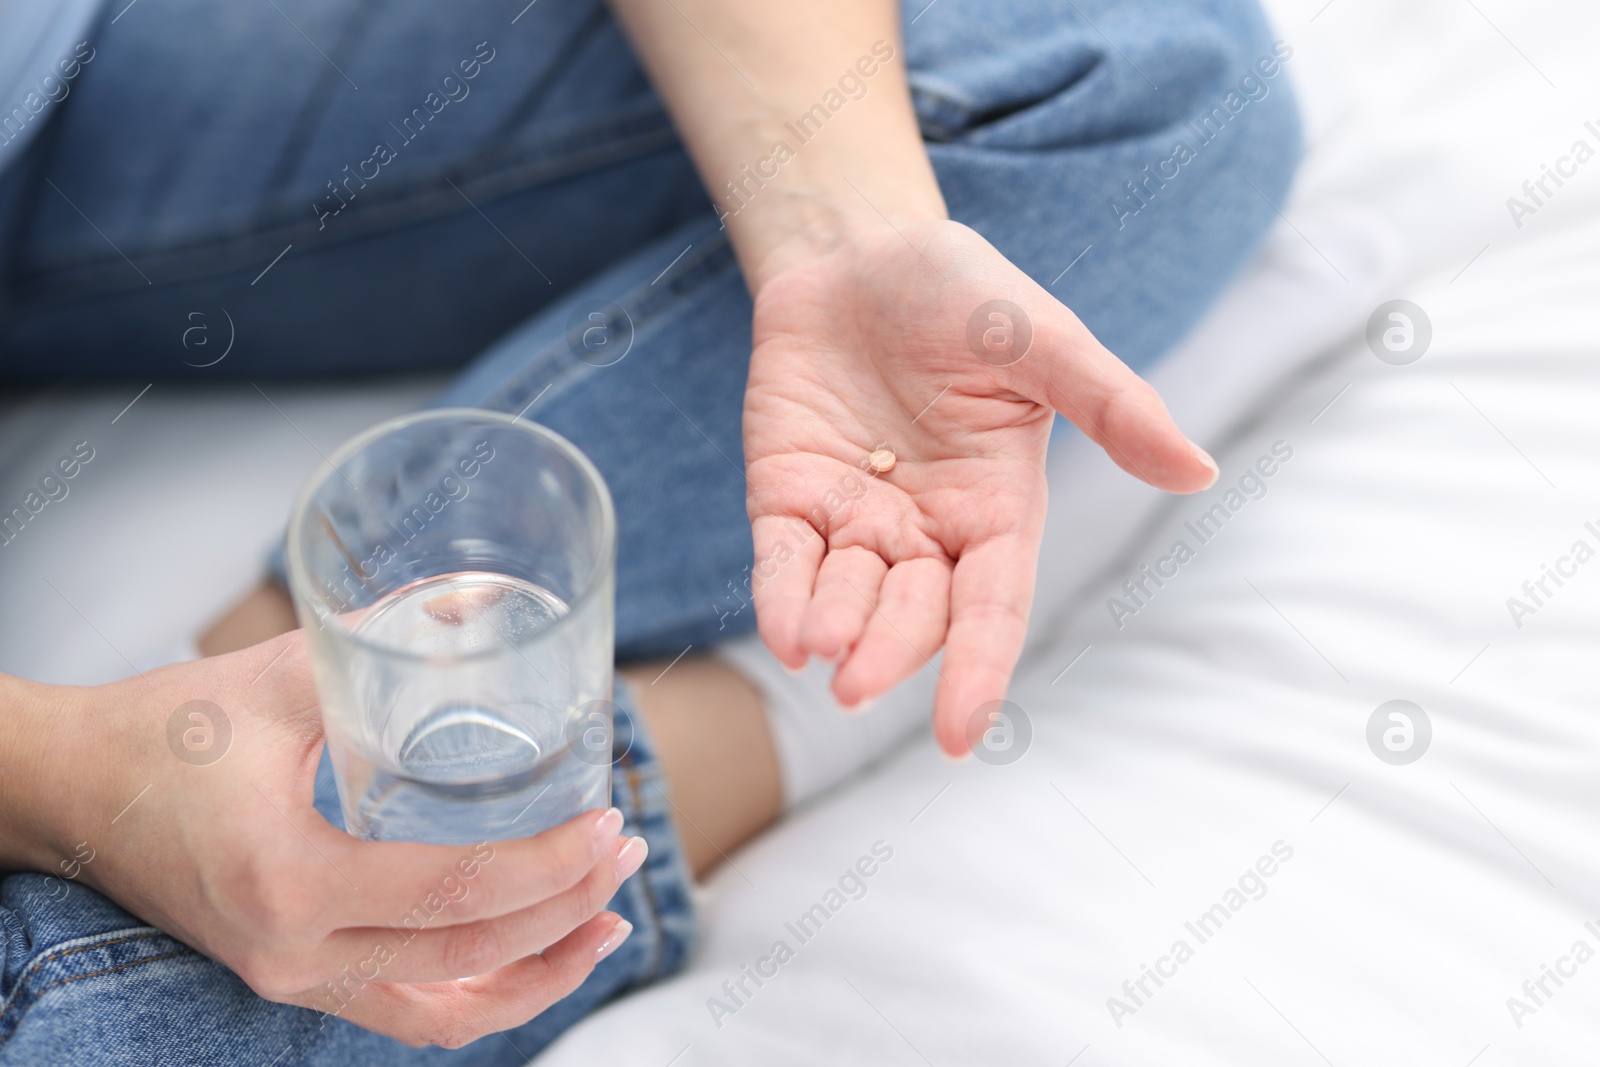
868, 449, 896, 473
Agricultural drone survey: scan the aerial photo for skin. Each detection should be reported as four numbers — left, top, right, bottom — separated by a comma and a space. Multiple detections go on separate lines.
1, 607, 779, 1047
0, 637, 641, 1047
0, 0, 1214, 1047
743, 221, 1215, 751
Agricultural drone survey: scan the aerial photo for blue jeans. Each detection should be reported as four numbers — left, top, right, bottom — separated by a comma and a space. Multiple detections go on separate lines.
0, 0, 1299, 1061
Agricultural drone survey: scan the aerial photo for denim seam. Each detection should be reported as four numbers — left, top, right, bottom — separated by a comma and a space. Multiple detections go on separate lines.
0, 928, 195, 1041
4, 928, 170, 996
287, 100, 679, 250
26, 949, 196, 998
10, 105, 681, 302
618, 748, 667, 985
0, 950, 198, 1042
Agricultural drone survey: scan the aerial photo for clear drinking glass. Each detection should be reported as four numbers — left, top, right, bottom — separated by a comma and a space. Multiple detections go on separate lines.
285, 409, 616, 844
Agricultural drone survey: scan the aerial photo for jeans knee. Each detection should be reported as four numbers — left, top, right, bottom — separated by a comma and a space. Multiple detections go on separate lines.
909, 1, 1304, 367
905, 0, 1301, 175
1169, 21, 1304, 207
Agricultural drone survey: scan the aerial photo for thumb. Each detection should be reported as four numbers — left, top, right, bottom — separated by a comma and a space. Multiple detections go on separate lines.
978, 292, 1218, 494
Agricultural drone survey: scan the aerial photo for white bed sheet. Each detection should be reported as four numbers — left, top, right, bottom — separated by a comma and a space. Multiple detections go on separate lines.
1, 0, 1598, 1062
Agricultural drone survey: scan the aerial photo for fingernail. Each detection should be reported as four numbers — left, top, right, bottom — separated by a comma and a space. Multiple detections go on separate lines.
1190, 441, 1220, 489
594, 807, 624, 843
782, 659, 807, 676
840, 696, 875, 714
614, 835, 649, 880
596, 918, 633, 962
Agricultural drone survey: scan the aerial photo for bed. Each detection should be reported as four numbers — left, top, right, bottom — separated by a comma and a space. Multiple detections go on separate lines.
2, 0, 1597, 1061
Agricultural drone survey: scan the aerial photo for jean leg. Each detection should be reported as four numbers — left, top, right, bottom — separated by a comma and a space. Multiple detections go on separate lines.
7, 0, 1296, 659
0, 0, 1294, 383
424, 213, 753, 662
0, 0, 706, 381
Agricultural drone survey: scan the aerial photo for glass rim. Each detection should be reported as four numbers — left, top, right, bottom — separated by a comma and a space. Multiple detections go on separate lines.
284, 407, 616, 662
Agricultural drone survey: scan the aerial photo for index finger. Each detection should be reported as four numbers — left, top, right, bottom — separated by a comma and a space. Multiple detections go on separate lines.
321, 805, 624, 928
749, 512, 825, 670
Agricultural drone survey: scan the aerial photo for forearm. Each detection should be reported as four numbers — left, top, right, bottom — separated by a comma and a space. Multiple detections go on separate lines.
0, 673, 77, 872
607, 0, 946, 289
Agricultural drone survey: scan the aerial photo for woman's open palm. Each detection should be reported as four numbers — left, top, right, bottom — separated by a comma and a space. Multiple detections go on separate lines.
743, 220, 1218, 755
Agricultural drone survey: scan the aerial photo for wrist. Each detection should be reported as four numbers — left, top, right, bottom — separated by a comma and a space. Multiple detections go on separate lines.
734, 177, 948, 294
0, 675, 98, 873
708, 98, 948, 291
0, 681, 71, 870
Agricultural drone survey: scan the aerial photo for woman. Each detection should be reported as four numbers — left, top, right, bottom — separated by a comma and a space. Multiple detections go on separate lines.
0, 0, 1298, 1060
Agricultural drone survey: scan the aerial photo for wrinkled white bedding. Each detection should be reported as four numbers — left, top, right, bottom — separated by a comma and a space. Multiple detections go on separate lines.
2, 0, 1598, 1062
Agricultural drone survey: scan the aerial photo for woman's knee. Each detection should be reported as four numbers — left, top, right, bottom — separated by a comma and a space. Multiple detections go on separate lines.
903, 0, 1303, 366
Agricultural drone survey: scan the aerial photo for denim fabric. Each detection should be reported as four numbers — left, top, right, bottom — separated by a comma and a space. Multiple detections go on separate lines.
1, 0, 1300, 663
0, 1, 104, 176
0, 687, 693, 1066
0, 0, 1300, 1060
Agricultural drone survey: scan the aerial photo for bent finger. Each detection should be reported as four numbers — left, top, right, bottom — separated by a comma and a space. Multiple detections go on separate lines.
833, 557, 950, 708
800, 546, 888, 662
326, 806, 624, 928
322, 834, 647, 984
299, 912, 632, 1048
